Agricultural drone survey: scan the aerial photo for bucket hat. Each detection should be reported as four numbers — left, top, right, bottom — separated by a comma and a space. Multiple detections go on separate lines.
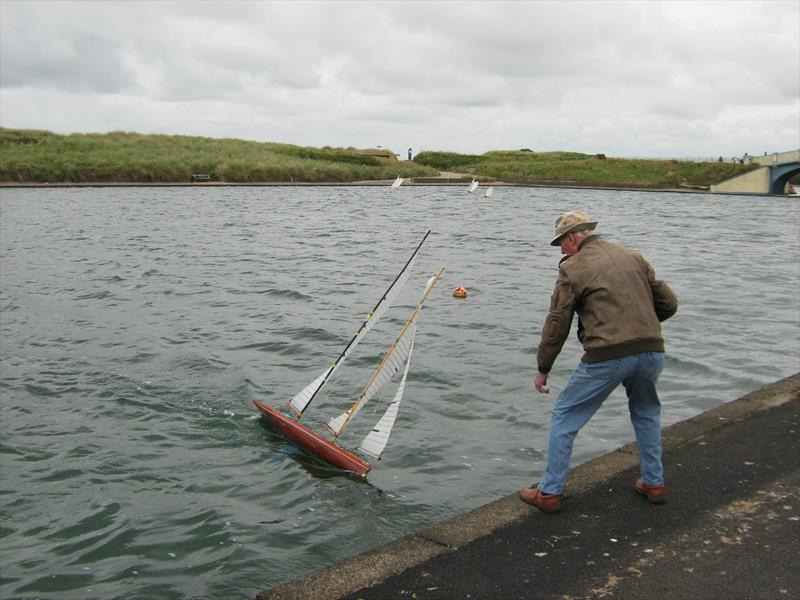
550, 211, 598, 246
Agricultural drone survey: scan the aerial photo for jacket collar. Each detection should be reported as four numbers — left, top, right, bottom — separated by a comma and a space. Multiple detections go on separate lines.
579, 234, 600, 250
558, 234, 599, 266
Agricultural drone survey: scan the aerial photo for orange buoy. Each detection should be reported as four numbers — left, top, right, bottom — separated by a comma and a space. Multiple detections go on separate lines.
452, 286, 468, 299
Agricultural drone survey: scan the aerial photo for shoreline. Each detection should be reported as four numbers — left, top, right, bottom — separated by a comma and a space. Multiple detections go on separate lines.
0, 180, 789, 196
256, 373, 800, 600
0, 180, 723, 195
0, 173, 798, 198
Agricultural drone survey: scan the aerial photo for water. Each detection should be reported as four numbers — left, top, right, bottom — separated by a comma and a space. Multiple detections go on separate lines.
1, 185, 798, 599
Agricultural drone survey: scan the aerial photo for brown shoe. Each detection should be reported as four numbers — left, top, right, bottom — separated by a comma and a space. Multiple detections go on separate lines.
635, 478, 667, 504
519, 486, 561, 512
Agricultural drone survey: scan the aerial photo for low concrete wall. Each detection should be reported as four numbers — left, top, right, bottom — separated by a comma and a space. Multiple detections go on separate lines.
256, 372, 800, 600
710, 166, 771, 194
751, 149, 800, 166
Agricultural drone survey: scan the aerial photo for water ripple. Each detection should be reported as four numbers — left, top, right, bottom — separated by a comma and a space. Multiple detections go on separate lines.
0, 185, 797, 599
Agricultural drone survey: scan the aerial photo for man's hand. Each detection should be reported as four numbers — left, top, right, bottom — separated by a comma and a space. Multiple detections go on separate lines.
534, 371, 550, 394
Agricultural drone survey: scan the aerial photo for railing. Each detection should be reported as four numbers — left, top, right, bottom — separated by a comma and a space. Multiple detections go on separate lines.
620, 150, 799, 165
617, 156, 739, 163
751, 149, 800, 166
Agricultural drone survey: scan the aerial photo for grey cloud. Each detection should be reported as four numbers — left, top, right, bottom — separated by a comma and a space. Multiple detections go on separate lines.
0, 0, 797, 157
0, 7, 138, 94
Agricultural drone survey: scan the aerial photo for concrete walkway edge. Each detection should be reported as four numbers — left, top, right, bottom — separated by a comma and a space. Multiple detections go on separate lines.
255, 372, 800, 600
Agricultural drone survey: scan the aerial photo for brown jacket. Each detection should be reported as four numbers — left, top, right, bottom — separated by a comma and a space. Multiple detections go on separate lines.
537, 236, 678, 373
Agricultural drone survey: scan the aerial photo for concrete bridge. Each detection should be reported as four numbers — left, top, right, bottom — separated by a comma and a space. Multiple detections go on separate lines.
710, 149, 800, 195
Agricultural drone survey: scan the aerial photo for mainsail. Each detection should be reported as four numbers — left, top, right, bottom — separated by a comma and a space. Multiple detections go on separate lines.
287, 230, 432, 418
468, 178, 479, 193
391, 175, 404, 188
358, 328, 415, 458
325, 270, 443, 439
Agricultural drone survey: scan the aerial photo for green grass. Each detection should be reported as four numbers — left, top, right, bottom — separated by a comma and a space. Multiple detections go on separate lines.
0, 129, 760, 188
0, 128, 439, 183
413, 149, 759, 188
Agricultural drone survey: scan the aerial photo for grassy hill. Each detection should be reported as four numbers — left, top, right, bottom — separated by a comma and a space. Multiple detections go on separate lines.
0, 128, 438, 183
0, 128, 758, 188
413, 149, 757, 189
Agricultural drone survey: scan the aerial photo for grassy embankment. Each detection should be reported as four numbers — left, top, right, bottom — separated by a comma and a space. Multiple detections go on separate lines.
413, 149, 758, 189
0, 128, 759, 187
0, 128, 439, 183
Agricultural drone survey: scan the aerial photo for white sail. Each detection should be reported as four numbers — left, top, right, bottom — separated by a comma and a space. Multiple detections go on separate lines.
358, 330, 415, 458
287, 265, 413, 417
484, 186, 494, 198
467, 178, 479, 193
287, 368, 331, 417
287, 230, 431, 417
325, 322, 415, 435
391, 176, 404, 188
325, 270, 442, 437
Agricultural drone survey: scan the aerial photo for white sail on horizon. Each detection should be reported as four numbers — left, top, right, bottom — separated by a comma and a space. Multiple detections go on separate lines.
467, 178, 479, 193
391, 175, 404, 188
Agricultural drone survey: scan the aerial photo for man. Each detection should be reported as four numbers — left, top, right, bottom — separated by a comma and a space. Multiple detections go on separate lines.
519, 211, 678, 513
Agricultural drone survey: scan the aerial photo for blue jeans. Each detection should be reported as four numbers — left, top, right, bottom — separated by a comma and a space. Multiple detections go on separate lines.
539, 352, 665, 495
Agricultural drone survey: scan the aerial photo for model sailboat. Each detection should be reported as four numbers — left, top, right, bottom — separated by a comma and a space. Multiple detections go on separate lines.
253, 230, 444, 476
467, 178, 479, 193
391, 175, 404, 188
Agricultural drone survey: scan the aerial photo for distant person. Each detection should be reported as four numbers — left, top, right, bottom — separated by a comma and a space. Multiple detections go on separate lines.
519, 211, 678, 513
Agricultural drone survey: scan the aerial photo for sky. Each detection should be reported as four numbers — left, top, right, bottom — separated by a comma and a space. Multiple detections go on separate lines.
1, 0, 798, 158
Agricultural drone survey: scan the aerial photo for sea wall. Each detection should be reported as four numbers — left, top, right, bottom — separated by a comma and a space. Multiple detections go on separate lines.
255, 372, 800, 600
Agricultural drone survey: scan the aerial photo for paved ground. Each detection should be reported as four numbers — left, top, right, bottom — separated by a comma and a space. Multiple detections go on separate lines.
257, 373, 800, 600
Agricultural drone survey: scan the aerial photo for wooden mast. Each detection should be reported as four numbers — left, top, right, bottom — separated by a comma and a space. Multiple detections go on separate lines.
330, 266, 445, 441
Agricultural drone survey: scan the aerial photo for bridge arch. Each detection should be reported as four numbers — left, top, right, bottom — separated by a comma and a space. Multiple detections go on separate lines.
711, 150, 800, 195
769, 163, 800, 194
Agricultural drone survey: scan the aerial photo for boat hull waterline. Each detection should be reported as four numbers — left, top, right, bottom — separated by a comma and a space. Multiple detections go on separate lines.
253, 400, 372, 476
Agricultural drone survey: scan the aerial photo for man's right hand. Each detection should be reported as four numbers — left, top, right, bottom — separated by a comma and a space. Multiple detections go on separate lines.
534, 371, 550, 394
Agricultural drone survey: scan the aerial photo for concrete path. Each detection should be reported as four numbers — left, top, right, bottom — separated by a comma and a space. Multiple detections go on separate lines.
257, 373, 800, 600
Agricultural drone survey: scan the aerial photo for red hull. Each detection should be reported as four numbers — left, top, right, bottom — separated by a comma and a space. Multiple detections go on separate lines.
253, 400, 372, 476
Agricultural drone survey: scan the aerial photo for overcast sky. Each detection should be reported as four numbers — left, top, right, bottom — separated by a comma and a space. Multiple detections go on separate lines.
1, 0, 798, 158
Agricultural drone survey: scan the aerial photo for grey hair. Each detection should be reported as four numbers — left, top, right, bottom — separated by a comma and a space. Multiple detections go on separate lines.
572, 228, 596, 239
